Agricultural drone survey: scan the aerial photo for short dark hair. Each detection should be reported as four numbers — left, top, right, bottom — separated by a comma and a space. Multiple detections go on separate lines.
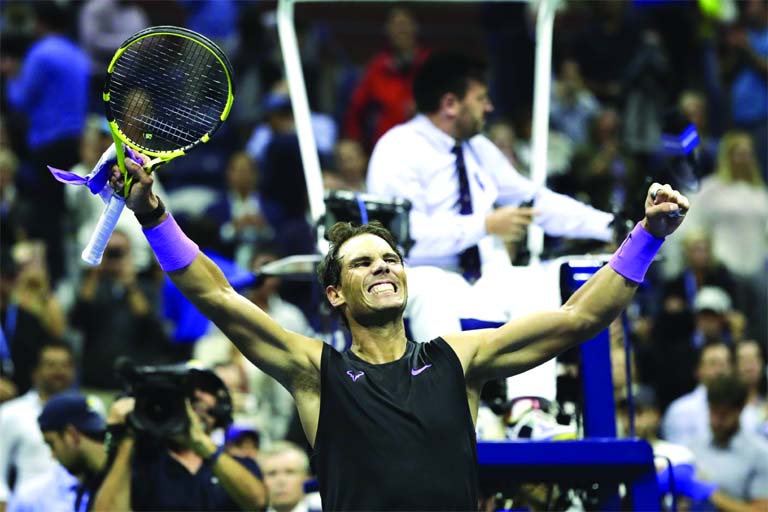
33, 1, 70, 33
413, 51, 487, 114
36, 340, 74, 367
317, 222, 402, 326
707, 374, 748, 411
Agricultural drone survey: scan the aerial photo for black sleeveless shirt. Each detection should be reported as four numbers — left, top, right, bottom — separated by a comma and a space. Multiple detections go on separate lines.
314, 337, 479, 511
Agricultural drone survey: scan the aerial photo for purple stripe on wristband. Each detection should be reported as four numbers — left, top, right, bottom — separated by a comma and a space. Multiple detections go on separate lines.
608, 223, 664, 284
142, 213, 199, 272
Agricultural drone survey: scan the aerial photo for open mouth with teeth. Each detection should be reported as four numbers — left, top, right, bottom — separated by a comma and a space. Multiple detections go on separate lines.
368, 282, 397, 295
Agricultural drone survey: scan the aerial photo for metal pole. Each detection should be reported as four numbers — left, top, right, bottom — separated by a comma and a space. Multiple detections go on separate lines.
527, 0, 558, 265
276, 0, 326, 227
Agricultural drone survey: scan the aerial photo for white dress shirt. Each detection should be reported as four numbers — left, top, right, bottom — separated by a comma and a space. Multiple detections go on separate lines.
0, 391, 57, 502
367, 114, 613, 271
661, 385, 759, 448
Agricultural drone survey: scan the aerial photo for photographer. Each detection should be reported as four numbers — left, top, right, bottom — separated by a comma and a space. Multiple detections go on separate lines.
71, 230, 173, 391
92, 366, 267, 511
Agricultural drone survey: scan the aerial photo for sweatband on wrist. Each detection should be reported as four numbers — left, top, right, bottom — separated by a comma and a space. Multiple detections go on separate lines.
205, 445, 225, 466
142, 213, 199, 272
608, 222, 664, 284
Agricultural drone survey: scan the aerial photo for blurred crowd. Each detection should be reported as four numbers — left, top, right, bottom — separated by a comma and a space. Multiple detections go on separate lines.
0, 0, 766, 510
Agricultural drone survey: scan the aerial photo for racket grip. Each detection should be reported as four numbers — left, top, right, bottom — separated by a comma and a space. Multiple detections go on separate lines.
82, 194, 126, 266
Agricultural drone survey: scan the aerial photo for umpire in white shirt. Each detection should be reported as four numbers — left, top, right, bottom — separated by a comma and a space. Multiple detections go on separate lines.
367, 51, 615, 401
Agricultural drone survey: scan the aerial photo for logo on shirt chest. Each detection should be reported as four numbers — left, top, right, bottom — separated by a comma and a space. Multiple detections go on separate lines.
346, 370, 365, 382
411, 364, 432, 376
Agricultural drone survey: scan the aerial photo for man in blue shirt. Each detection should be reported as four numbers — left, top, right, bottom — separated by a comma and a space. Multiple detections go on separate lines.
3, 1, 90, 284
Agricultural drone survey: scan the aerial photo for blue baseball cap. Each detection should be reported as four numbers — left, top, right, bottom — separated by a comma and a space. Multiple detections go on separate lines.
38, 392, 106, 435
225, 424, 261, 446
262, 92, 291, 114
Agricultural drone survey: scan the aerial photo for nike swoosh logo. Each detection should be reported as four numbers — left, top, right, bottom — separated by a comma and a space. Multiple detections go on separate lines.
346, 370, 365, 382
411, 364, 432, 376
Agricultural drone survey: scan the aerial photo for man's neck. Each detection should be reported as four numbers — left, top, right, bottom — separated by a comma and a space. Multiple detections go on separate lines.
349, 321, 408, 364
426, 112, 459, 140
169, 446, 204, 474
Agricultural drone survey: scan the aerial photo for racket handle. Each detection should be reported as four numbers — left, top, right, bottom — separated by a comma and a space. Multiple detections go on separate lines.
82, 194, 126, 266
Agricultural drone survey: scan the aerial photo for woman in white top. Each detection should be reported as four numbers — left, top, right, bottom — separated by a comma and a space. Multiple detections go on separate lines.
683, 131, 768, 343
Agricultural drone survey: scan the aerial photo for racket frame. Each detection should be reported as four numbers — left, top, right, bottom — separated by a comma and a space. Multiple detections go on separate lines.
82, 25, 235, 266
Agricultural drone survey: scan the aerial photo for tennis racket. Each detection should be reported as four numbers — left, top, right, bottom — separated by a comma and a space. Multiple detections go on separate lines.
82, 25, 235, 265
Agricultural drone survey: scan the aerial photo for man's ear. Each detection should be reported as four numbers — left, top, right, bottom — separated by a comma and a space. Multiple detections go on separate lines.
439, 92, 460, 117
64, 424, 81, 445
326, 285, 345, 308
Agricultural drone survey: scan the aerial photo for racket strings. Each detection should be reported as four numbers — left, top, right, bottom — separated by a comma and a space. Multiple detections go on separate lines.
108, 33, 229, 153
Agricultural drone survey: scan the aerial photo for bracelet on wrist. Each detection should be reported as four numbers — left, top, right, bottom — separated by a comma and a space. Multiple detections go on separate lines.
135, 197, 166, 226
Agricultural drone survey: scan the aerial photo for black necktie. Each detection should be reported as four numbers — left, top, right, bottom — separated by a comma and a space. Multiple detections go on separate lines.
453, 143, 481, 281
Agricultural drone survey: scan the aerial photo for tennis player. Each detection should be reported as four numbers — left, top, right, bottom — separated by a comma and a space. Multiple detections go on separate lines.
112, 156, 688, 510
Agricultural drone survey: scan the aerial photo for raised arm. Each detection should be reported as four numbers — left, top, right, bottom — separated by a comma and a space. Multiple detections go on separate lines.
116, 159, 323, 390
444, 183, 689, 386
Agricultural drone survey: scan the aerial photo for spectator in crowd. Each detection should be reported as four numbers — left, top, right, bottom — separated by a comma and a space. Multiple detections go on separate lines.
260, 134, 316, 257
660, 228, 736, 317
614, 384, 720, 508
70, 230, 171, 390
661, 341, 733, 447
689, 375, 768, 510
690, 286, 737, 348
503, 107, 574, 181
721, 0, 768, 178
245, 81, 337, 171
678, 130, 768, 344
0, 341, 75, 509
486, 119, 522, 170
179, 0, 239, 55
621, 29, 670, 156
324, 139, 367, 193
549, 58, 600, 147
66, 117, 167, 278
735, 339, 768, 436
343, 6, 429, 153
572, 1, 641, 105
647, 285, 740, 412
78, 0, 148, 112
0, 148, 21, 250
205, 151, 275, 269
567, 107, 643, 221
8, 392, 107, 512
93, 368, 267, 511
677, 90, 719, 178
214, 360, 256, 423
1, 242, 66, 396
618, 385, 695, 469
2, 1, 91, 285
224, 424, 261, 463
259, 441, 320, 512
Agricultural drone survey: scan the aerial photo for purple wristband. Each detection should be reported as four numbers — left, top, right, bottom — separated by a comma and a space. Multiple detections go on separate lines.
142, 213, 199, 272
608, 223, 664, 284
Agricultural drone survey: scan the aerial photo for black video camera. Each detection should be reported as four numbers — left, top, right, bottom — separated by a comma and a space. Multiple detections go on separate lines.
115, 358, 233, 439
